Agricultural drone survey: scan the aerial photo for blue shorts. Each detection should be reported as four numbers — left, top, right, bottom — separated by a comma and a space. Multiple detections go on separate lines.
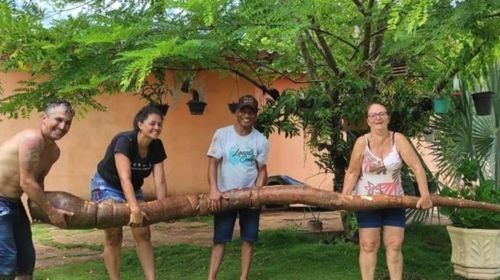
213, 208, 260, 244
356, 208, 406, 228
90, 172, 144, 203
0, 197, 35, 277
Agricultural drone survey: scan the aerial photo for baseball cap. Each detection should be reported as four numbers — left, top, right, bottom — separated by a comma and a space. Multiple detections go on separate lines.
237, 95, 258, 112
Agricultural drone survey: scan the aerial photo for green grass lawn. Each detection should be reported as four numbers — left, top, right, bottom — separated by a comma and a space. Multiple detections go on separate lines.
34, 224, 463, 280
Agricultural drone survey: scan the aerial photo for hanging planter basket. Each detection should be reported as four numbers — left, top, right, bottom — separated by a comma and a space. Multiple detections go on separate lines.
299, 98, 314, 111
417, 97, 434, 112
433, 97, 451, 114
228, 102, 238, 114
187, 100, 207, 115
472, 91, 495, 116
180, 78, 191, 93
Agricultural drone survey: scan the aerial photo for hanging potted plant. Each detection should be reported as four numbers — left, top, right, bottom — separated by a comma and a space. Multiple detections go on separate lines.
298, 97, 314, 111
175, 71, 196, 94
417, 97, 434, 113
187, 89, 207, 115
433, 95, 451, 114
228, 102, 238, 114
180, 77, 191, 93
432, 84, 463, 114
472, 91, 495, 116
137, 80, 170, 116
227, 74, 242, 114
433, 89, 462, 114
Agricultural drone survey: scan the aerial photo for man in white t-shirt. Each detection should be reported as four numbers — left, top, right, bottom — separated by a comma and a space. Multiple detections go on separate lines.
206, 94, 269, 280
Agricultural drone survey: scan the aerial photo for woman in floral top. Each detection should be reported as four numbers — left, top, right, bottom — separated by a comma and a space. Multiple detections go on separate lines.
342, 103, 433, 280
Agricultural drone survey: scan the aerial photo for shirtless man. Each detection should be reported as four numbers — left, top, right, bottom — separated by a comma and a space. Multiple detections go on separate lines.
0, 100, 75, 279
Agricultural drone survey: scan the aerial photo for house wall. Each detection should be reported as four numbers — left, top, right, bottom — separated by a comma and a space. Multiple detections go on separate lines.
261, 78, 334, 190
0, 71, 333, 199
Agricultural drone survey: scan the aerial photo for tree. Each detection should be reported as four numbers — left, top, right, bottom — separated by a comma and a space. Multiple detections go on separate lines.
0, 0, 499, 189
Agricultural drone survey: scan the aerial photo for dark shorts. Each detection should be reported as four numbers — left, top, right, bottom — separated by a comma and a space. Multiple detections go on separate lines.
213, 208, 260, 244
90, 172, 144, 203
0, 197, 35, 277
356, 208, 406, 228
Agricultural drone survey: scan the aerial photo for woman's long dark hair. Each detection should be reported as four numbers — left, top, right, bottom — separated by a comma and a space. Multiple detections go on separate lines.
133, 105, 163, 131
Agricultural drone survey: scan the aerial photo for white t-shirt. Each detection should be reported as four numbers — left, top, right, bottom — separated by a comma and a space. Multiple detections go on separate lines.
207, 125, 269, 192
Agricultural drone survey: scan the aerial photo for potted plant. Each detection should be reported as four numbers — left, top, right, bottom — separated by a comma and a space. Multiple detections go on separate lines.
187, 89, 207, 115
472, 91, 495, 116
180, 77, 191, 93
304, 206, 323, 233
228, 102, 238, 114
298, 97, 314, 111
137, 80, 170, 116
433, 95, 451, 114
416, 97, 434, 113
176, 71, 196, 94
439, 160, 500, 279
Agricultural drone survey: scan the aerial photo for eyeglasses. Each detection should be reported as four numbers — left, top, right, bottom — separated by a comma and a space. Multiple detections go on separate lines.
367, 112, 388, 119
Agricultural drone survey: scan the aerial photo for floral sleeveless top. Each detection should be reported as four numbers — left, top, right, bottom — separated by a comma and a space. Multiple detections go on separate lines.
354, 133, 404, 196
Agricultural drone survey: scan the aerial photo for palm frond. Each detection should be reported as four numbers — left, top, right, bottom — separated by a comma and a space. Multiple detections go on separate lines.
430, 61, 500, 188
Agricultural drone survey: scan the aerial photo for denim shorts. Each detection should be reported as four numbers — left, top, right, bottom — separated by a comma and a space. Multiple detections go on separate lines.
0, 197, 35, 277
90, 172, 144, 203
213, 208, 260, 244
356, 208, 406, 228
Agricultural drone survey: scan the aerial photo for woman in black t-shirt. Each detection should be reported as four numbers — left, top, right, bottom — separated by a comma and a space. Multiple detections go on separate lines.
90, 105, 167, 280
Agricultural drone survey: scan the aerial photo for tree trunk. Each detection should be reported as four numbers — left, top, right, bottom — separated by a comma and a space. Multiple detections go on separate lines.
29, 185, 500, 229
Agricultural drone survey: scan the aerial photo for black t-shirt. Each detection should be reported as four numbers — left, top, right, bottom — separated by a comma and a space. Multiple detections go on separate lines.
97, 131, 167, 191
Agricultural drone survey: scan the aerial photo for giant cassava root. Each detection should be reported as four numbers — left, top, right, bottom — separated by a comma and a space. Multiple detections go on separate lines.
29, 185, 500, 229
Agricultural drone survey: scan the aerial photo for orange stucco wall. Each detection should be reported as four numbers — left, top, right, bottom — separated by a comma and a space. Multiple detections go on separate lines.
262, 78, 334, 190
0, 71, 333, 199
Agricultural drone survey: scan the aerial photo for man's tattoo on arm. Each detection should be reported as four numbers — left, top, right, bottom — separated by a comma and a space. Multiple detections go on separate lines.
20, 137, 43, 172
